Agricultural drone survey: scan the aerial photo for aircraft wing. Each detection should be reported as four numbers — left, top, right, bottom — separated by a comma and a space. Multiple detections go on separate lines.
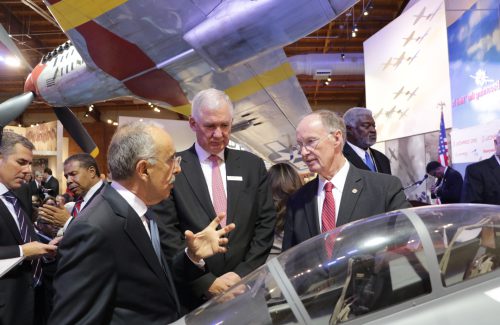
35, 0, 358, 169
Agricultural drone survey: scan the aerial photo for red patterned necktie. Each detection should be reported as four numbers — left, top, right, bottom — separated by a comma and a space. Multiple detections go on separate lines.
322, 182, 336, 232
209, 155, 227, 227
72, 197, 84, 218
321, 182, 336, 258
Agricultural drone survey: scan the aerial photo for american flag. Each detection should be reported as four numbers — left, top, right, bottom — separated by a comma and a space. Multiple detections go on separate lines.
438, 110, 449, 167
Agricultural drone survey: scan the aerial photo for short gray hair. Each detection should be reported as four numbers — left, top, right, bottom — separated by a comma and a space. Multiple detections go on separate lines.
304, 110, 346, 140
343, 107, 373, 127
191, 88, 234, 121
0, 131, 35, 157
107, 122, 157, 181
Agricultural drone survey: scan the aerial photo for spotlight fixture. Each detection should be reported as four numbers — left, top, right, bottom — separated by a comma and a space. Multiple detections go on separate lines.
341, 53, 345, 61
325, 81, 330, 85
84, 112, 89, 118
153, 107, 161, 113
107, 119, 112, 124
112, 122, 118, 126
354, 25, 359, 32
364, 10, 369, 16
327, 77, 332, 82
351, 31, 357, 37
88, 105, 94, 112
18, 123, 22, 127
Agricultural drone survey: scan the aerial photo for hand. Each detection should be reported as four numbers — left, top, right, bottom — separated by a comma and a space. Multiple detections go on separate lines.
21, 241, 58, 258
207, 272, 242, 297
185, 213, 235, 263
38, 204, 70, 228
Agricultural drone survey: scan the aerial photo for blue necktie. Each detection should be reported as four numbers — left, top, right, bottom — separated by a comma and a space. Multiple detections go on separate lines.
3, 191, 43, 286
144, 210, 180, 314
365, 151, 376, 172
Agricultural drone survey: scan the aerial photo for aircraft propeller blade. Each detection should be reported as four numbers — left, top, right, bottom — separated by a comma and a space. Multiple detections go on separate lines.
0, 92, 35, 126
53, 107, 99, 158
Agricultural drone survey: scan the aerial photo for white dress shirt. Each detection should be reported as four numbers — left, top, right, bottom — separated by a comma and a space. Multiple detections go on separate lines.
195, 142, 227, 200
316, 160, 350, 228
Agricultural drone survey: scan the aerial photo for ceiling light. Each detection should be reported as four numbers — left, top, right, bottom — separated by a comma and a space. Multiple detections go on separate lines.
112, 122, 118, 126
107, 119, 112, 124
327, 77, 332, 82
341, 53, 345, 61
88, 105, 93, 112
351, 31, 357, 37
364, 10, 369, 16
153, 107, 161, 112
325, 81, 330, 85
84, 113, 89, 118
18, 123, 22, 127
2, 56, 21, 67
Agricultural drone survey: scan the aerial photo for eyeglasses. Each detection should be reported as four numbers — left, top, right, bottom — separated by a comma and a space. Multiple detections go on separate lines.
148, 155, 181, 167
170, 155, 182, 167
294, 133, 332, 153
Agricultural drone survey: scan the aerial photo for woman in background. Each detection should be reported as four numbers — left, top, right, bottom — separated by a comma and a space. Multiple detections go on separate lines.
267, 163, 303, 260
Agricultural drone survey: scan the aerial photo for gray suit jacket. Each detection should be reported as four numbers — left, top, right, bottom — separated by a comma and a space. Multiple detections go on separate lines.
155, 145, 275, 304
49, 185, 204, 324
283, 165, 410, 250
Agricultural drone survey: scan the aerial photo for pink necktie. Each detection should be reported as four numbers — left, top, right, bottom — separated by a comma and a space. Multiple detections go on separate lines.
209, 155, 227, 227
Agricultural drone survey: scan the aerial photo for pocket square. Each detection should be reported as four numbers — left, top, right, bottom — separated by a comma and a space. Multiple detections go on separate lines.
227, 176, 243, 181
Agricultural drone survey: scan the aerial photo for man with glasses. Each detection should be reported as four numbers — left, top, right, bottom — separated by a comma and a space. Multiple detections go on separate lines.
49, 122, 235, 324
154, 88, 275, 309
283, 110, 410, 250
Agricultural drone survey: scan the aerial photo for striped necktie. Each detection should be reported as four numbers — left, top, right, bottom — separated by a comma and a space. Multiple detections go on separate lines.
3, 191, 43, 286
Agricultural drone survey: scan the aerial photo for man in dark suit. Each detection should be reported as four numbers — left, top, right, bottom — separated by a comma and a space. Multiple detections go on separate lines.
0, 131, 58, 325
155, 88, 275, 308
283, 110, 410, 250
461, 131, 500, 204
342, 107, 391, 174
42, 168, 59, 198
426, 161, 463, 204
38, 153, 105, 232
49, 122, 234, 324
28, 170, 44, 201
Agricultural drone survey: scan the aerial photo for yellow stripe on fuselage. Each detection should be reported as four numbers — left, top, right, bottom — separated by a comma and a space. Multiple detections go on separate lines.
48, 0, 127, 32
168, 62, 296, 116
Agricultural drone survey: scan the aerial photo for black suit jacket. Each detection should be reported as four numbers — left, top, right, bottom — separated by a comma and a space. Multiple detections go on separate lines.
433, 167, 463, 204
461, 155, 500, 204
28, 180, 44, 200
155, 145, 275, 302
282, 165, 410, 250
43, 176, 59, 197
343, 143, 392, 174
0, 184, 38, 325
49, 185, 205, 324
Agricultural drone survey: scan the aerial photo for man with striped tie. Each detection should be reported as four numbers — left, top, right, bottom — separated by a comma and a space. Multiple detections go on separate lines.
0, 131, 59, 325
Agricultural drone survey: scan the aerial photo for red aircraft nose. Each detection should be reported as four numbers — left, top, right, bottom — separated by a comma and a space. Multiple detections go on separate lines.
24, 63, 45, 97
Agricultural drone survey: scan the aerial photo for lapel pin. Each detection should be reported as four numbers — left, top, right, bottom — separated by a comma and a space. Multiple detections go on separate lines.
352, 188, 358, 194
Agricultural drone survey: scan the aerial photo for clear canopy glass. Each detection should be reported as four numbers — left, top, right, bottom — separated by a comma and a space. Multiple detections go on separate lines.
173, 204, 500, 325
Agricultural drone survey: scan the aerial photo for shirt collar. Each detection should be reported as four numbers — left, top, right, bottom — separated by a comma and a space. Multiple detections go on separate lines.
347, 141, 369, 157
110, 181, 147, 218
317, 159, 350, 194
195, 142, 225, 162
0, 183, 9, 196
82, 180, 104, 203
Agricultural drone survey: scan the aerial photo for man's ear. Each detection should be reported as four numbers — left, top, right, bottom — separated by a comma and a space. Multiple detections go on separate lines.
188, 116, 196, 131
136, 160, 149, 180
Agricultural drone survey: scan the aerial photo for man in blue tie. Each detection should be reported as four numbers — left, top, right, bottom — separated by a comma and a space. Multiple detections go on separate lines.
342, 107, 392, 174
0, 130, 59, 325
49, 122, 235, 324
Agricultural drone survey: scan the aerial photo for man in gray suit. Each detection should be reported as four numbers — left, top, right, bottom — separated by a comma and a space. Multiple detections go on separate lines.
155, 88, 276, 309
283, 110, 410, 250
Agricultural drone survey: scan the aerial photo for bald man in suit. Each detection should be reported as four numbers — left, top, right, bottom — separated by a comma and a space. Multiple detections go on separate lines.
283, 110, 410, 250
